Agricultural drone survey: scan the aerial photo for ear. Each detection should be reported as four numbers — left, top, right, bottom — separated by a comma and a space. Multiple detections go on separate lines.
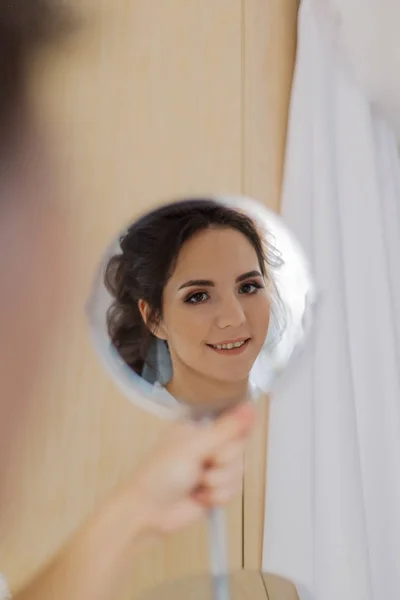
138, 299, 168, 340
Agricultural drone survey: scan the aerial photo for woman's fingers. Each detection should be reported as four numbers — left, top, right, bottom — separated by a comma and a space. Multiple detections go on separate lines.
202, 460, 244, 490
192, 445, 245, 508
191, 402, 255, 458
211, 441, 246, 468
191, 419, 248, 509
193, 479, 242, 507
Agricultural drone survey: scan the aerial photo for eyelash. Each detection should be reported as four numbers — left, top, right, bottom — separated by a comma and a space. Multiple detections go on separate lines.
184, 281, 264, 304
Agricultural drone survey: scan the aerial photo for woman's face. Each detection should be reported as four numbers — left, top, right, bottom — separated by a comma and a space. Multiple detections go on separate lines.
158, 227, 271, 385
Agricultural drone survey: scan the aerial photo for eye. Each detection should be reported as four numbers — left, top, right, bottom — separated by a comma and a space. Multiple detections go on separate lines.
239, 281, 263, 295
184, 291, 209, 304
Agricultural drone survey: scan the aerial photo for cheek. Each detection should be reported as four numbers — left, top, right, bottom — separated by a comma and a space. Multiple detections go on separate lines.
247, 295, 271, 336
164, 304, 211, 349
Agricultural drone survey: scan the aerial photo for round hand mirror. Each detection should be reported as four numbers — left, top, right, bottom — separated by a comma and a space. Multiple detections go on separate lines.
86, 195, 316, 418
86, 195, 317, 600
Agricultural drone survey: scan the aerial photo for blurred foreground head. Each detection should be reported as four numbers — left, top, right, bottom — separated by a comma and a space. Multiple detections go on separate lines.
0, 1, 72, 471
0, 1, 72, 151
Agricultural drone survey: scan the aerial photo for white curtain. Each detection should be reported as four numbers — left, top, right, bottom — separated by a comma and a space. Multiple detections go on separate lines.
262, 2, 400, 599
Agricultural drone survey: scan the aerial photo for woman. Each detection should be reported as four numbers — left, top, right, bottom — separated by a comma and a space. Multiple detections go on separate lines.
105, 199, 281, 410
0, 3, 256, 600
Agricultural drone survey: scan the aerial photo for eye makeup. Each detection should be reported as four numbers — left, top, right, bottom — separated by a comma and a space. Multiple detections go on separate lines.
184, 290, 209, 304
183, 277, 265, 305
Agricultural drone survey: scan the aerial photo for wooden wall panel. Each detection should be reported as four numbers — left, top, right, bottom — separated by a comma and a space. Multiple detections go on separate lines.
242, 0, 299, 570
242, 0, 299, 211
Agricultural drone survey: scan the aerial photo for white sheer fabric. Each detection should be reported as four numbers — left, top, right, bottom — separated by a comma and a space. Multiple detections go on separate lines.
262, 1, 400, 599
311, 0, 400, 137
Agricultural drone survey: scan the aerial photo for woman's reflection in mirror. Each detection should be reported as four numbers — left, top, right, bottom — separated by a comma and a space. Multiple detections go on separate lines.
105, 199, 284, 409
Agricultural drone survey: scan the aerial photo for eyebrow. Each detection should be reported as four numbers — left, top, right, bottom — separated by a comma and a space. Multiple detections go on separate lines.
178, 270, 263, 290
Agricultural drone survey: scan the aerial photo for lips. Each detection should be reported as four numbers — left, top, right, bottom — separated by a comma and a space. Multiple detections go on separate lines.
206, 338, 251, 354
209, 340, 247, 350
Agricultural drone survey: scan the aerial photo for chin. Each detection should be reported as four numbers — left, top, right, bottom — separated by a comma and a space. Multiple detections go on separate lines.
212, 369, 251, 385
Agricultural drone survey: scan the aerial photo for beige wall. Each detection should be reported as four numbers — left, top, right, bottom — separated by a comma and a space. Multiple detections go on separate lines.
0, 1, 297, 598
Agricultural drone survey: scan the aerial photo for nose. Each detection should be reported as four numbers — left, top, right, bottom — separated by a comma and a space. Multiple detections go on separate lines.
216, 294, 246, 329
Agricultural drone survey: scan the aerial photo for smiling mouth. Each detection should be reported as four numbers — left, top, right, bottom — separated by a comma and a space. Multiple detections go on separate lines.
206, 338, 251, 353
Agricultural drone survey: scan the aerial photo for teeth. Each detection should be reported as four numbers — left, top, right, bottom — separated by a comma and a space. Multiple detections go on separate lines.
213, 340, 246, 350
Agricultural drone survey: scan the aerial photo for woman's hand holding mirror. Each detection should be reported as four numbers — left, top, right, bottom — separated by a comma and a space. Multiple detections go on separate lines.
120, 402, 255, 536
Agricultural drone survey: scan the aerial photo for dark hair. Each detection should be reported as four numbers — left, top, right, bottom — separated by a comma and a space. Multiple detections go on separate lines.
0, 1, 72, 155
105, 198, 283, 376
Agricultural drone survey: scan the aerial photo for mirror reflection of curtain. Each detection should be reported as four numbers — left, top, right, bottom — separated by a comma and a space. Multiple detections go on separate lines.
262, 1, 400, 600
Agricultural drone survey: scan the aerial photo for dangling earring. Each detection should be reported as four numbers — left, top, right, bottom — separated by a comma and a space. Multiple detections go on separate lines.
157, 338, 172, 384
